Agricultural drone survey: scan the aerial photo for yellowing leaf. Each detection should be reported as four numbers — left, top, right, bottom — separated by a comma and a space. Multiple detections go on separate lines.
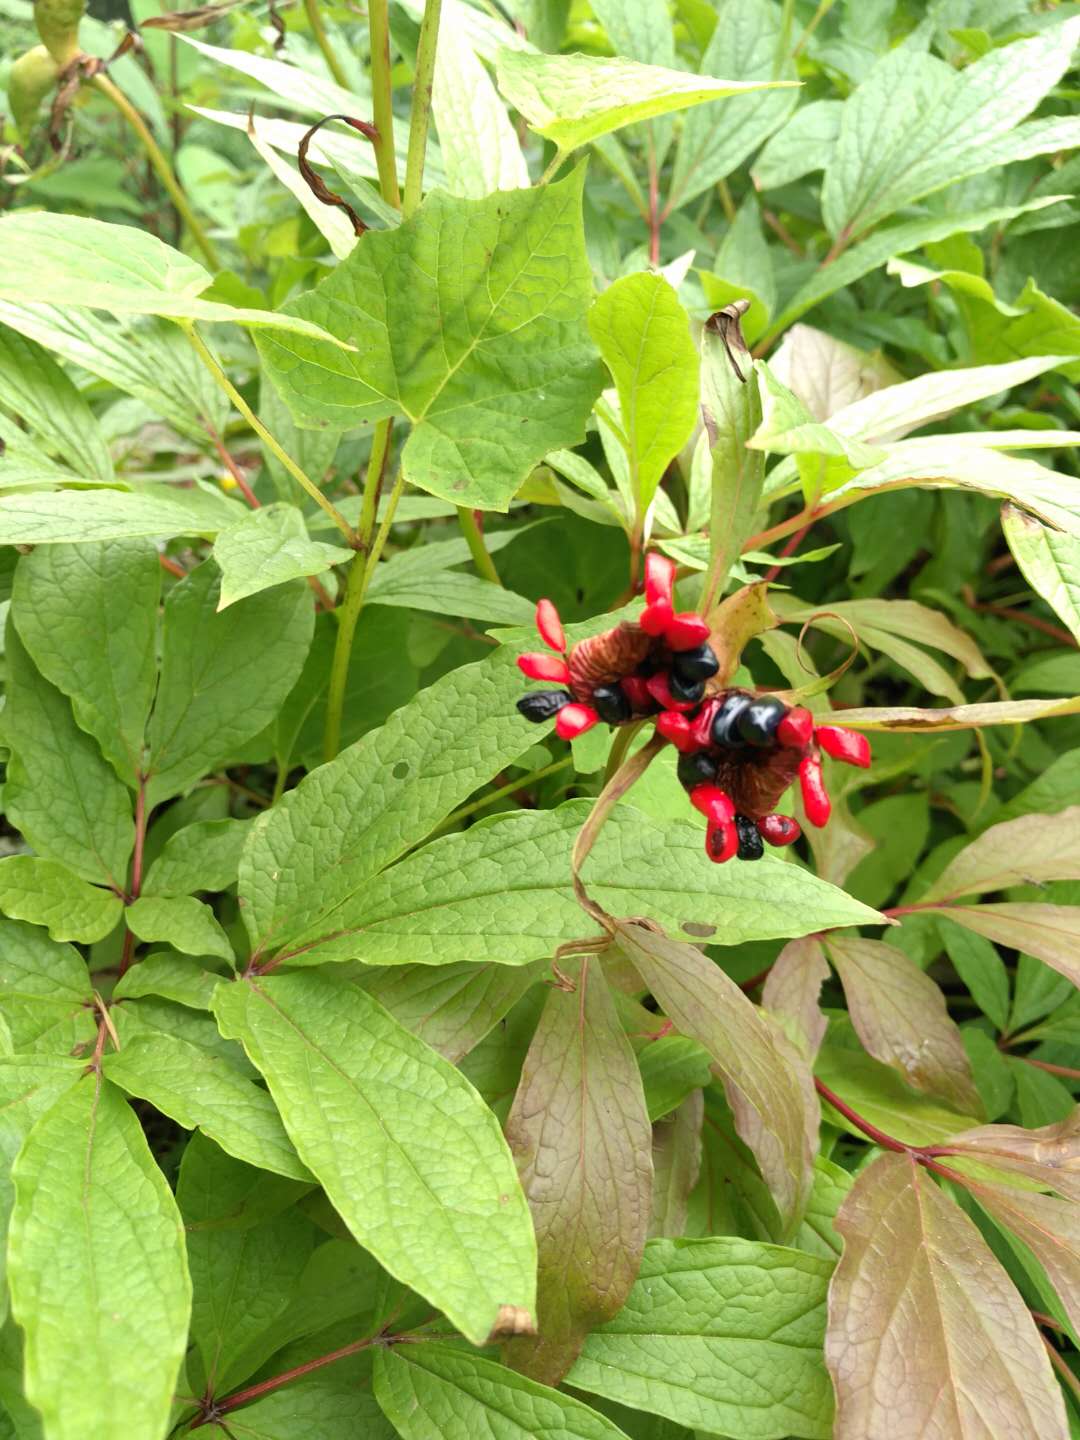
938, 903, 1080, 992
923, 808, 1080, 903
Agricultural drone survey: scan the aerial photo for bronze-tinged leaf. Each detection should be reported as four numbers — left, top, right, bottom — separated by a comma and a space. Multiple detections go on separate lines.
827, 1152, 1069, 1440
704, 582, 776, 688
616, 922, 817, 1235
762, 937, 830, 1059
142, 0, 247, 31
649, 1089, 703, 1239
826, 696, 1080, 731
947, 1112, 1080, 1203
825, 936, 981, 1117
966, 1178, 1080, 1337
922, 807, 1080, 902
503, 957, 653, 1386
938, 903, 1080, 990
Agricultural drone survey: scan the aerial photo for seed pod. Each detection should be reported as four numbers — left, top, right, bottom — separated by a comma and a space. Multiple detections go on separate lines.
816, 724, 871, 768
535, 598, 565, 653
516, 691, 570, 723
555, 703, 598, 740
677, 750, 718, 790
34, 0, 85, 64
517, 652, 571, 684
592, 682, 631, 725
799, 755, 831, 827
671, 644, 719, 684
777, 706, 814, 749
735, 814, 764, 861
736, 696, 787, 747
7, 45, 59, 143
710, 692, 752, 747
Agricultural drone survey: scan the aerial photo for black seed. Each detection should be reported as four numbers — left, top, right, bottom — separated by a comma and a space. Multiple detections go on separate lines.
516, 691, 571, 723
592, 683, 631, 725
635, 656, 659, 678
677, 751, 718, 790
672, 643, 719, 683
736, 696, 788, 747
668, 671, 706, 705
711, 692, 752, 748
735, 814, 764, 861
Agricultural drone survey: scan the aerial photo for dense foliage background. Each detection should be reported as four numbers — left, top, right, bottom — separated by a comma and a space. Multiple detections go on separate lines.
2, 1, 1080, 1437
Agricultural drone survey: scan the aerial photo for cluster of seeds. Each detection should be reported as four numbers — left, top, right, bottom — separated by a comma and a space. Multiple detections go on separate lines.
516, 555, 871, 864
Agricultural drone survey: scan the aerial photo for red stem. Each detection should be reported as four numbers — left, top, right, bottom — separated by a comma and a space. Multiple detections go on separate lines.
762, 520, 814, 584
647, 143, 660, 267
207, 423, 261, 509
814, 1078, 960, 1163
1023, 1057, 1080, 1081
159, 554, 187, 578
192, 1336, 381, 1425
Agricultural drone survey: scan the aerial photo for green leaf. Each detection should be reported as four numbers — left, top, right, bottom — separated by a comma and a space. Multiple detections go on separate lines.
145, 561, 313, 806
703, 195, 776, 344
1003, 504, 1080, 647
141, 817, 249, 898
504, 957, 653, 1384
588, 274, 699, 519
213, 970, 536, 1345
649, 1090, 704, 1240
761, 199, 1066, 344
0, 857, 122, 944
0, 212, 349, 344
0, 485, 247, 545
13, 539, 160, 786
568, 1237, 833, 1439
103, 1030, 310, 1180
495, 49, 796, 152
256, 169, 603, 511
0, 326, 113, 483
125, 895, 234, 963
825, 935, 980, 1116
376, 1343, 633, 1440
639, 1035, 713, 1123
668, 0, 798, 211
699, 306, 764, 599
7, 1075, 192, 1440
816, 1045, 977, 1147
0, 918, 94, 1057
0, 1058, 82, 1326
924, 808, 1080, 903
204, 1364, 393, 1438
213, 504, 350, 608
238, 648, 540, 964
752, 98, 843, 190
3, 624, 133, 890
362, 961, 542, 1065
938, 903, 1080, 993
367, 538, 536, 625
827, 1152, 1067, 1440
112, 951, 223, 1010
822, 19, 1080, 240
939, 919, 1011, 1033
269, 802, 883, 967
617, 924, 817, 1236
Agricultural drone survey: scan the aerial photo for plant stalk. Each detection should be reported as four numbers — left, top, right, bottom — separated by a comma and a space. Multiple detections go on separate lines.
322, 550, 367, 764
456, 507, 502, 585
183, 324, 358, 546
367, 0, 401, 209
304, 0, 350, 90
92, 73, 220, 270
402, 0, 442, 217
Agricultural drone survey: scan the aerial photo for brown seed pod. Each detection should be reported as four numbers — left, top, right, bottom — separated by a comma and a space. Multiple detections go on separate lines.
712, 745, 802, 822
567, 622, 652, 705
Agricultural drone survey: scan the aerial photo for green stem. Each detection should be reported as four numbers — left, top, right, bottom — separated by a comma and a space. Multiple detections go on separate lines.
358, 418, 395, 551
183, 324, 358, 546
92, 73, 220, 270
538, 149, 568, 186
368, 0, 401, 209
357, 468, 406, 607
425, 757, 572, 840
456, 507, 502, 585
304, 0, 350, 90
402, 0, 443, 217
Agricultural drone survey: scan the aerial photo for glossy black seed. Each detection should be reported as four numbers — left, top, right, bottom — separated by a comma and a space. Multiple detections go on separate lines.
677, 751, 718, 791
668, 671, 706, 705
516, 691, 571, 723
735, 814, 764, 861
592, 683, 632, 725
635, 656, 659, 678
711, 692, 752, 748
736, 696, 788, 746
671, 643, 719, 683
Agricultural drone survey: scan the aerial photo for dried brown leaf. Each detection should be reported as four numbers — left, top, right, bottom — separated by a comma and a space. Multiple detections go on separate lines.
829, 696, 1080, 731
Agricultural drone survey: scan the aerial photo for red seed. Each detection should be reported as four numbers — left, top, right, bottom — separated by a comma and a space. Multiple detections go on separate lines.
656, 711, 697, 752
535, 598, 565, 653
555, 703, 599, 740
621, 675, 653, 712
799, 756, 831, 827
665, 612, 711, 651
816, 724, 871, 768
646, 671, 697, 713
776, 705, 814, 749
757, 813, 802, 847
518, 652, 571, 684
644, 553, 676, 605
705, 818, 738, 863
690, 784, 735, 826
640, 599, 674, 637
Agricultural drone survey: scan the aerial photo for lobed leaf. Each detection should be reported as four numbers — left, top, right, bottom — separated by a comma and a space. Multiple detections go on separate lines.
0, 857, 122, 945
